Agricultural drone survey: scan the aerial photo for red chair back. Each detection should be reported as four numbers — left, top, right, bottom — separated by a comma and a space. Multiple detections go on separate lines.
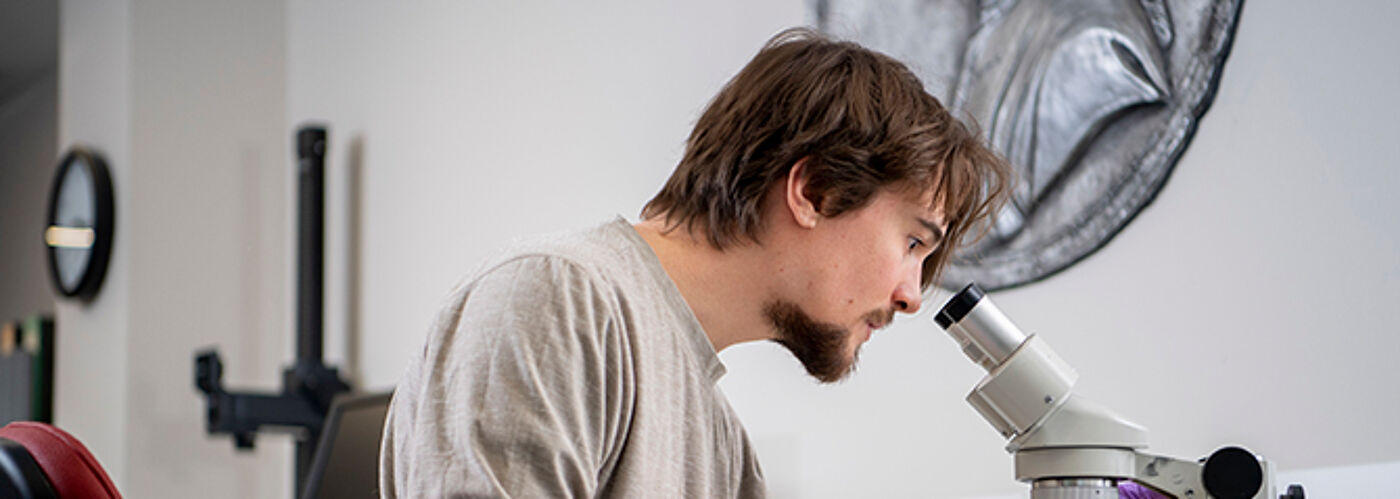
0, 422, 122, 499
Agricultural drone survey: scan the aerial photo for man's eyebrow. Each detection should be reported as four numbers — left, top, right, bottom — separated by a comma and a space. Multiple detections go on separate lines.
918, 217, 945, 243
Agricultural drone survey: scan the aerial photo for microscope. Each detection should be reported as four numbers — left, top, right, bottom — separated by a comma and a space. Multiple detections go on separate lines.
933, 283, 1305, 499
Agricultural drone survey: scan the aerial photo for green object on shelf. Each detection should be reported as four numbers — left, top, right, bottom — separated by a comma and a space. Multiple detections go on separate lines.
1, 314, 53, 425
23, 315, 54, 423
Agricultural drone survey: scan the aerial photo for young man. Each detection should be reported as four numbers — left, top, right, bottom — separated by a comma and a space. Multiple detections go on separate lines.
380, 28, 1012, 498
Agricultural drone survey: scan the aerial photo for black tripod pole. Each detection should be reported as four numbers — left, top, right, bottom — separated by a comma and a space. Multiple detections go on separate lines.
296, 128, 326, 371
294, 126, 327, 496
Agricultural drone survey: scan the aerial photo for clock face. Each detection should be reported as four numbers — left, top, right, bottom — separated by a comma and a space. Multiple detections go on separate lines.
46, 148, 114, 300
51, 161, 95, 290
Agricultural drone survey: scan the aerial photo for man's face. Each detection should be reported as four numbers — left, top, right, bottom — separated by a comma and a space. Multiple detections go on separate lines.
770, 186, 945, 383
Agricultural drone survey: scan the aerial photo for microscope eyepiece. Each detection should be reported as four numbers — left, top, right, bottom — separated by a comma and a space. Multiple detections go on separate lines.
935, 282, 985, 329
934, 282, 1027, 370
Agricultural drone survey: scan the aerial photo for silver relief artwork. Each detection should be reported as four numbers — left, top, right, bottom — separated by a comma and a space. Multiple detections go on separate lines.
814, 0, 1243, 290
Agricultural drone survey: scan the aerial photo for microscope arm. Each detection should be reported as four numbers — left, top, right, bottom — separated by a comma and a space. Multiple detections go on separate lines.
1130, 452, 1211, 498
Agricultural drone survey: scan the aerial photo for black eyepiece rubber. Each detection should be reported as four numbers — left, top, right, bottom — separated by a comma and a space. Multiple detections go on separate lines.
935, 283, 984, 329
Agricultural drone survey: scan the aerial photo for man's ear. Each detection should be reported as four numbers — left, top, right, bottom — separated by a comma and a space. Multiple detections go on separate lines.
784, 158, 821, 229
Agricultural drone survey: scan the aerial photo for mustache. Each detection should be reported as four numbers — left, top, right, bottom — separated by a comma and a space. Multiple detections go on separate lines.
863, 308, 896, 329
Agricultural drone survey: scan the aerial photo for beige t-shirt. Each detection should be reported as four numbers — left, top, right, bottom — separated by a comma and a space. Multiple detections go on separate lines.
380, 217, 765, 498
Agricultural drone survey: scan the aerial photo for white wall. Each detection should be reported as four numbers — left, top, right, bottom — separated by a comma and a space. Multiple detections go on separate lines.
125, 2, 292, 497
55, 0, 133, 485
57, 1, 292, 497
290, 1, 1400, 497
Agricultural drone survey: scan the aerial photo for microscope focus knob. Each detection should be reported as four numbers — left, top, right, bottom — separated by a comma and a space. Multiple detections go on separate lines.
1279, 484, 1305, 499
1202, 446, 1263, 498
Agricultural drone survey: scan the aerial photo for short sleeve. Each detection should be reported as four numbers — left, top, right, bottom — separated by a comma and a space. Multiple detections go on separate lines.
382, 255, 633, 498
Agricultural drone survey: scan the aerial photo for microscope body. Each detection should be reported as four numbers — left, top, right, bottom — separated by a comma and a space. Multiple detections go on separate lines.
936, 284, 1293, 499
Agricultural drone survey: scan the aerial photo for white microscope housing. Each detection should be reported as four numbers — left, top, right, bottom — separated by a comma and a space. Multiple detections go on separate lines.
933, 283, 1303, 499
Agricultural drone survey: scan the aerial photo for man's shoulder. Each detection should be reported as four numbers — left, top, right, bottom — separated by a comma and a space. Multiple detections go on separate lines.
478, 217, 642, 280
431, 226, 632, 355
515, 218, 636, 262
453, 218, 649, 303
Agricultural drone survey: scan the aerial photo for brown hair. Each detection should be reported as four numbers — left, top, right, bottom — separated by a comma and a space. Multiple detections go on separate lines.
642, 27, 1012, 289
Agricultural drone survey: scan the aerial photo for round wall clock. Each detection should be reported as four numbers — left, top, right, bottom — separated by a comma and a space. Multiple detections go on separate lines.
45, 147, 115, 301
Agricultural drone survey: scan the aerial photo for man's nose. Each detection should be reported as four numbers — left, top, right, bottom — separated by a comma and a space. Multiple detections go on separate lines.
892, 268, 923, 314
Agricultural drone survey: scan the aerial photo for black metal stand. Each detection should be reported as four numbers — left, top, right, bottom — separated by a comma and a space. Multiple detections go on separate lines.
194, 126, 351, 497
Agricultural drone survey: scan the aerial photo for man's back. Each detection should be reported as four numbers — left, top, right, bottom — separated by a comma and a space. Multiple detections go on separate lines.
379, 218, 765, 497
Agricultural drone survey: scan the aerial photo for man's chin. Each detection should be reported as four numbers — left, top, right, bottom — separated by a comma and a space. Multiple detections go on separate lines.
764, 300, 862, 383
804, 345, 861, 384
817, 361, 858, 384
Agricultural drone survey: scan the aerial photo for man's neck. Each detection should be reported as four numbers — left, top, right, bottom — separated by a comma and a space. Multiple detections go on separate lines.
633, 219, 774, 353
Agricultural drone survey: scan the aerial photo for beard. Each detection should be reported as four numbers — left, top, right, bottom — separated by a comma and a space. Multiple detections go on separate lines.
765, 300, 892, 384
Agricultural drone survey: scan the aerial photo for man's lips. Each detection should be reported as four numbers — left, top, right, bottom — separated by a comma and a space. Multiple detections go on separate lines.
862, 320, 885, 341
860, 309, 894, 341
865, 310, 894, 331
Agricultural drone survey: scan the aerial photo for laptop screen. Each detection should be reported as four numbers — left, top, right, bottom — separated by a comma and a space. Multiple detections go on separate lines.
300, 392, 392, 499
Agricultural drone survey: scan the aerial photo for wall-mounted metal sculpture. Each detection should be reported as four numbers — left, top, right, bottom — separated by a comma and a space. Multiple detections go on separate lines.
814, 0, 1243, 290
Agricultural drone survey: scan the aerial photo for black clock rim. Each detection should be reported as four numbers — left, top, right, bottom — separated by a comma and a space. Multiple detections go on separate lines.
45, 147, 115, 301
